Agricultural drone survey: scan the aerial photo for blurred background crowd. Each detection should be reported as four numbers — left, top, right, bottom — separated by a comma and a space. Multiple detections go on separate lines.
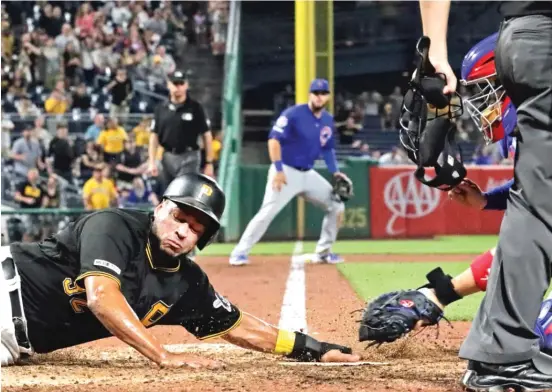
1, 1, 511, 243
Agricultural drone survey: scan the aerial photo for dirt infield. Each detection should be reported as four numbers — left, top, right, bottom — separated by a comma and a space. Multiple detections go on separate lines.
3, 253, 473, 392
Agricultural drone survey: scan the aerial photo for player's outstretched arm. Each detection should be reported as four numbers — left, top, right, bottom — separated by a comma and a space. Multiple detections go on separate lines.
84, 275, 223, 369
221, 311, 360, 362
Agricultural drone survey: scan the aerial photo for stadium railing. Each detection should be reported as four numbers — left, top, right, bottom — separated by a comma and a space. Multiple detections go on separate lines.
218, 0, 243, 242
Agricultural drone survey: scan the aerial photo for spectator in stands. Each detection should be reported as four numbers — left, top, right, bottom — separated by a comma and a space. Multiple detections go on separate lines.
361, 91, 382, 116
132, 116, 152, 156
39, 4, 62, 38
194, 9, 208, 47
9, 70, 28, 99
111, 1, 132, 28
75, 2, 95, 38
2, 20, 15, 58
378, 146, 409, 165
41, 37, 62, 90
10, 126, 44, 178
472, 145, 494, 165
55, 23, 80, 52
338, 116, 362, 146
132, 3, 150, 28
71, 83, 92, 112
1, 111, 14, 156
85, 113, 105, 142
153, 45, 176, 75
80, 35, 96, 87
48, 123, 75, 183
19, 33, 41, 84
79, 141, 103, 181
212, 130, 223, 174
147, 8, 168, 37
14, 168, 43, 209
44, 79, 70, 115
121, 176, 159, 207
96, 116, 128, 164
209, 1, 228, 55
33, 116, 52, 157
115, 139, 145, 190
388, 86, 403, 111
41, 174, 61, 209
63, 41, 82, 86
380, 102, 396, 131
15, 98, 41, 118
105, 67, 133, 119
82, 163, 118, 210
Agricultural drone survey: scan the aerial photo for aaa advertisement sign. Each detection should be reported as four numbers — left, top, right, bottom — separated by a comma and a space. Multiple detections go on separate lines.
369, 165, 513, 238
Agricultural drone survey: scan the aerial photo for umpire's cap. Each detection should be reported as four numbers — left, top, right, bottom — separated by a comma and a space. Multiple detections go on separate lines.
163, 173, 225, 250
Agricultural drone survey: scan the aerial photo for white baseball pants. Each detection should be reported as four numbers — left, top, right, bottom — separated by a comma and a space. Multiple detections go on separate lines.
231, 164, 344, 257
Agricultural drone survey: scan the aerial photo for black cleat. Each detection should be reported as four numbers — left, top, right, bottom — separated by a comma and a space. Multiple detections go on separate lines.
461, 360, 552, 392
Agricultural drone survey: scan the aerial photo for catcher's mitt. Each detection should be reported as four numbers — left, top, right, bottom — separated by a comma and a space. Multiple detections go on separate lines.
332, 175, 354, 202
358, 290, 444, 345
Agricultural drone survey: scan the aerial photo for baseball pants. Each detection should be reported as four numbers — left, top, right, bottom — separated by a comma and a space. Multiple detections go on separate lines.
160, 150, 201, 192
231, 164, 344, 257
459, 14, 552, 364
0, 246, 27, 366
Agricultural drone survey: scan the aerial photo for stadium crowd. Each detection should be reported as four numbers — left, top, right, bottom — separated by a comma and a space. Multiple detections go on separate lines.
1, 1, 228, 243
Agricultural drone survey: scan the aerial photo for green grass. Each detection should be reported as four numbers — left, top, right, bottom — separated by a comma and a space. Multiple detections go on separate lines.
338, 262, 485, 321
200, 235, 498, 256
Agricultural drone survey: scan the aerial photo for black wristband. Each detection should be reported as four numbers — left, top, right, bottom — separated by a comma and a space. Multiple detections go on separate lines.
287, 332, 352, 362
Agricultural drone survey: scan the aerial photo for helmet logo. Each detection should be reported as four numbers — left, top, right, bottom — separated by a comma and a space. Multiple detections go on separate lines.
199, 184, 213, 198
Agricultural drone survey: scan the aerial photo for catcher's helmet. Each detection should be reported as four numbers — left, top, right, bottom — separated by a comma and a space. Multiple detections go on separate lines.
163, 173, 225, 250
460, 32, 517, 157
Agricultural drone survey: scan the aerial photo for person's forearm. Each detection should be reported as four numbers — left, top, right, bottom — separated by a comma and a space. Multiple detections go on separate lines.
222, 312, 277, 352
268, 139, 282, 164
483, 179, 514, 211
148, 133, 159, 164
86, 283, 167, 364
321, 148, 338, 174
419, 0, 451, 60
203, 131, 214, 163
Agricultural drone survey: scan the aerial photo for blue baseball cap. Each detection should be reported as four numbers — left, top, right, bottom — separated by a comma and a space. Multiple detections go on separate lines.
309, 78, 330, 93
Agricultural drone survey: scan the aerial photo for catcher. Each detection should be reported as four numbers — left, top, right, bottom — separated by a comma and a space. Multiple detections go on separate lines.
0, 173, 360, 366
359, 33, 552, 358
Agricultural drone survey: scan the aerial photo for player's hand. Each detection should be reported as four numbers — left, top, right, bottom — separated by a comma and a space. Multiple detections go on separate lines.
272, 172, 287, 192
333, 171, 350, 182
320, 349, 361, 363
147, 161, 159, 177
448, 178, 486, 209
429, 57, 457, 95
159, 353, 226, 370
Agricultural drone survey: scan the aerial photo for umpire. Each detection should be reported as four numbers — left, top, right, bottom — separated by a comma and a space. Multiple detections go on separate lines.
418, 1, 552, 390
147, 69, 215, 192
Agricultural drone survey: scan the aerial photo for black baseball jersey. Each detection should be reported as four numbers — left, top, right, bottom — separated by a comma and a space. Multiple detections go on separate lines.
10, 209, 242, 353
16, 181, 43, 208
151, 97, 210, 153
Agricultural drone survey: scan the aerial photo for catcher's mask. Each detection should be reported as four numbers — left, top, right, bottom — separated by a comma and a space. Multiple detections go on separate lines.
399, 36, 466, 191
163, 173, 226, 250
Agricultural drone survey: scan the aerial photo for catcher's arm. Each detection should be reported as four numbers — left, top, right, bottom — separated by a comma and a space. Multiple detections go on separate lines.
222, 312, 360, 362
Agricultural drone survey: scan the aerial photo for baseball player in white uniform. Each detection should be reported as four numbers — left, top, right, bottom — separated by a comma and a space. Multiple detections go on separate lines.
229, 79, 350, 266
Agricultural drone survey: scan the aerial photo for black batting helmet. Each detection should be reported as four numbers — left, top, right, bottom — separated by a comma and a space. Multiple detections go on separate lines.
163, 173, 225, 250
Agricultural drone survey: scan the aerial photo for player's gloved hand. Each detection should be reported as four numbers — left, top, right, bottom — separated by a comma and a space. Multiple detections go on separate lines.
272, 172, 287, 192
448, 178, 486, 209
159, 352, 226, 369
286, 332, 359, 362
332, 172, 354, 202
534, 300, 552, 356
358, 290, 444, 345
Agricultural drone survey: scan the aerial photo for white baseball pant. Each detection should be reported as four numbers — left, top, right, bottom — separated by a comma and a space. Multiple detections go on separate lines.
1, 246, 29, 366
231, 164, 344, 257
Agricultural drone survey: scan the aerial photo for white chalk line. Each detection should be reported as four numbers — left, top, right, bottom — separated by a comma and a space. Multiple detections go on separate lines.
278, 241, 307, 333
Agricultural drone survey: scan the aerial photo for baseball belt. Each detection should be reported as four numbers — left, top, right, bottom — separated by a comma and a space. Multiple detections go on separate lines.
2, 257, 33, 354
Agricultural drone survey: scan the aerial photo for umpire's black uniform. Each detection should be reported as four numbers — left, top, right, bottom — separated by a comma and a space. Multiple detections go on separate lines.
459, 1, 552, 370
151, 71, 211, 192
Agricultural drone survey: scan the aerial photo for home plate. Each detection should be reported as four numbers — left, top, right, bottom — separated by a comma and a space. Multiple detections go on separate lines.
279, 361, 390, 367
